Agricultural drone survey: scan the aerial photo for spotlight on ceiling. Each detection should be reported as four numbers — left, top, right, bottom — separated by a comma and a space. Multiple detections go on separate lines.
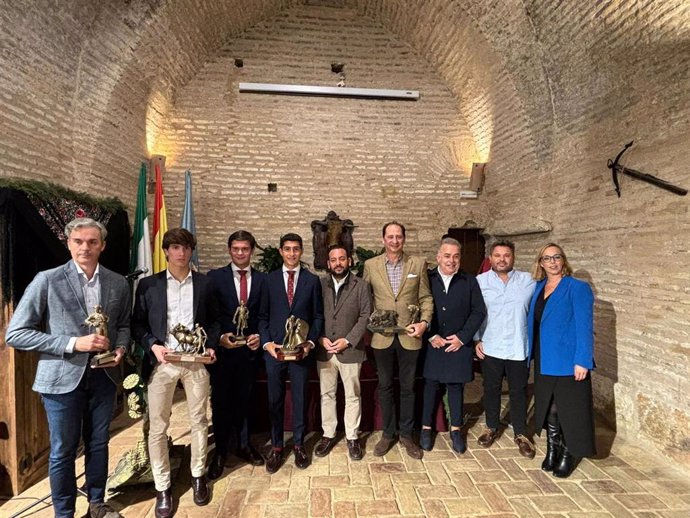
330, 62, 344, 74
234, 58, 244, 68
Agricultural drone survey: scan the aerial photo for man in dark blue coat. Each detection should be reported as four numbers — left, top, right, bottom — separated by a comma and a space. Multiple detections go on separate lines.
420, 237, 486, 453
259, 233, 324, 473
206, 230, 268, 479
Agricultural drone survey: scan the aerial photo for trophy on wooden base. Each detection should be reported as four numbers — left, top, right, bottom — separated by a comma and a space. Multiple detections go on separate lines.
223, 301, 249, 349
275, 315, 310, 362
87, 305, 118, 368
165, 323, 216, 364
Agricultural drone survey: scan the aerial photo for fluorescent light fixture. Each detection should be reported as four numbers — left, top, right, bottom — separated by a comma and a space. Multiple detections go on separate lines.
239, 82, 419, 100
459, 190, 479, 199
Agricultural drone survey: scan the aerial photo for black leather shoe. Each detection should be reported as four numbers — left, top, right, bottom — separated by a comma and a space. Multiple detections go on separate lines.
266, 447, 283, 474
207, 453, 225, 480
191, 475, 210, 506
237, 445, 264, 466
314, 436, 336, 457
347, 439, 363, 461
294, 445, 310, 469
552, 445, 578, 478
154, 488, 173, 518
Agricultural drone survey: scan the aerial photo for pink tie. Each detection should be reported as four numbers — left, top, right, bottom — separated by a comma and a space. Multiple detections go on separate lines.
238, 270, 248, 304
287, 270, 295, 306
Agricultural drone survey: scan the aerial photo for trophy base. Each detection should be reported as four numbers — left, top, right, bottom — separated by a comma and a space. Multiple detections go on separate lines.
90, 351, 118, 368
367, 325, 410, 336
276, 345, 307, 362
165, 353, 216, 364
222, 338, 247, 349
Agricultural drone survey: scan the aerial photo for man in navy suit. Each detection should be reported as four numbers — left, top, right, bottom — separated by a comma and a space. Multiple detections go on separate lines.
132, 228, 219, 518
259, 233, 324, 473
6, 217, 130, 518
206, 230, 267, 479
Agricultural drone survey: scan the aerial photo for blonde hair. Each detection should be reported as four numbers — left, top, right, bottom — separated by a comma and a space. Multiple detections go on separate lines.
531, 242, 573, 280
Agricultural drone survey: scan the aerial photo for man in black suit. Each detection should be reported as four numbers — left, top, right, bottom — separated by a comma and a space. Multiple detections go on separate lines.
259, 233, 324, 473
132, 228, 219, 518
420, 237, 486, 454
206, 230, 267, 479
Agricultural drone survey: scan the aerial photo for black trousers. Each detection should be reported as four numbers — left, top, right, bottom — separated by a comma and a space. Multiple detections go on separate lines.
422, 379, 464, 428
209, 350, 259, 456
372, 336, 419, 438
480, 355, 529, 436
264, 354, 311, 448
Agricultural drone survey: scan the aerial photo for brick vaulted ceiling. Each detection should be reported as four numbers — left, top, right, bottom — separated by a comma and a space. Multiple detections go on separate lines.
4, 0, 688, 201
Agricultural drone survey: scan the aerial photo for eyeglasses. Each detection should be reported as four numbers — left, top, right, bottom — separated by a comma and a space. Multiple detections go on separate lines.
540, 254, 563, 263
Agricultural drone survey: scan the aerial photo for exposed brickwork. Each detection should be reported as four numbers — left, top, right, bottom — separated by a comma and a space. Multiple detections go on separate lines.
0, 0, 688, 470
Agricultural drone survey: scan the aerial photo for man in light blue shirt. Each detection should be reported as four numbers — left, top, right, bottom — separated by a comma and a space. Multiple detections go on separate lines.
475, 240, 536, 458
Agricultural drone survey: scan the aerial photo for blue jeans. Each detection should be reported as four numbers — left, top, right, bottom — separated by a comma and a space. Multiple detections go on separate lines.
41, 368, 116, 518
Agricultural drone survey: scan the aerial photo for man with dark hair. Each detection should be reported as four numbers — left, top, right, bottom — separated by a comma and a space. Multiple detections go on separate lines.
6, 217, 130, 518
206, 230, 267, 478
132, 228, 219, 517
363, 221, 433, 459
314, 245, 372, 460
475, 240, 537, 458
259, 232, 324, 473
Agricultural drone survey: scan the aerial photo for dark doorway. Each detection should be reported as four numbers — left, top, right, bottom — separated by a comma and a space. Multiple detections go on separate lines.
446, 227, 485, 275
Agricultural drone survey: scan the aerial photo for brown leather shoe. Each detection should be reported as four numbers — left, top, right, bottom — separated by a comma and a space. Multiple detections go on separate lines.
373, 435, 396, 457
293, 445, 310, 469
154, 488, 173, 518
477, 428, 498, 448
314, 436, 335, 457
347, 439, 363, 461
266, 447, 283, 474
515, 434, 536, 459
191, 475, 210, 506
399, 436, 423, 460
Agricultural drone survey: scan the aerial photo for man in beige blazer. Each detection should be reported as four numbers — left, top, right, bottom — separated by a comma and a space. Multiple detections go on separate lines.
315, 245, 372, 460
363, 221, 433, 459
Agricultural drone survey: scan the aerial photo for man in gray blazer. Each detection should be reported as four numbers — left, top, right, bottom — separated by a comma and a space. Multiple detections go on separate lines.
6, 217, 130, 518
314, 245, 372, 460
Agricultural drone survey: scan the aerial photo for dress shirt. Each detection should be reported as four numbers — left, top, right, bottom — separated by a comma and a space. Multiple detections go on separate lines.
437, 267, 456, 292
166, 268, 194, 350
475, 269, 536, 361
66, 261, 101, 353
385, 255, 403, 297
332, 272, 349, 298
282, 264, 301, 293
231, 263, 252, 298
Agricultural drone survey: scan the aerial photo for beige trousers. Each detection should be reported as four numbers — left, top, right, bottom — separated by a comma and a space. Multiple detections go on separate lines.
148, 361, 210, 491
317, 356, 362, 440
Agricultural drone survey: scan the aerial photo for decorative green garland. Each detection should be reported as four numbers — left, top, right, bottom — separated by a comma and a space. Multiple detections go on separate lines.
0, 178, 126, 212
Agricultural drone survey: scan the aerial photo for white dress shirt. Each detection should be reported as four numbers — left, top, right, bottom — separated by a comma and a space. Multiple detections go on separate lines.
166, 268, 194, 350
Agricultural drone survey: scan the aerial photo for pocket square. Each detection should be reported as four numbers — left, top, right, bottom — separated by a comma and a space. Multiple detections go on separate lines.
407, 273, 418, 278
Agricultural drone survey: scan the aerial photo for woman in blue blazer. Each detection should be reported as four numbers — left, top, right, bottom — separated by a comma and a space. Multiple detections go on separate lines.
528, 243, 595, 478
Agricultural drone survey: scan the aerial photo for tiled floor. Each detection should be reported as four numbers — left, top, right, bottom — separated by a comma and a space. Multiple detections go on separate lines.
3, 380, 690, 518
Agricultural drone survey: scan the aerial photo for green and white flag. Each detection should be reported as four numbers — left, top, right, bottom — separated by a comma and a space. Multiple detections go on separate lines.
130, 163, 153, 288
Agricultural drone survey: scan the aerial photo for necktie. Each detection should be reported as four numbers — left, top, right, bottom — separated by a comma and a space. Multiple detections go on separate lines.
287, 270, 295, 306
238, 270, 248, 304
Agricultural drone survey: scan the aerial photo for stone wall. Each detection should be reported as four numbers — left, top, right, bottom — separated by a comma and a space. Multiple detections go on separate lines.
0, 0, 688, 468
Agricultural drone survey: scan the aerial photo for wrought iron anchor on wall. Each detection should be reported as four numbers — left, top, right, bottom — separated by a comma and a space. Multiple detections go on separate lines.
607, 141, 687, 197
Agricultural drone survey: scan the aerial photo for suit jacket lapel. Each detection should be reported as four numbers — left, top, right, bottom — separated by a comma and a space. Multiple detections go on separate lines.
99, 268, 112, 316
63, 262, 88, 317
542, 277, 567, 321
226, 266, 240, 307
333, 274, 353, 315
155, 273, 169, 335
397, 254, 412, 295
192, 271, 201, 320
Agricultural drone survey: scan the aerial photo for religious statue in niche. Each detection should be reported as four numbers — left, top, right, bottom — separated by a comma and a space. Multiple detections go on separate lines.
311, 210, 356, 270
